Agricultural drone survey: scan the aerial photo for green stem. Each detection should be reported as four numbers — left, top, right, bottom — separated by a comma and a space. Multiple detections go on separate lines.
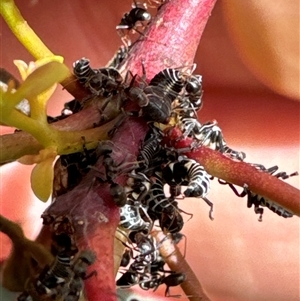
0, 0, 55, 59
0, 116, 123, 164
2, 108, 41, 134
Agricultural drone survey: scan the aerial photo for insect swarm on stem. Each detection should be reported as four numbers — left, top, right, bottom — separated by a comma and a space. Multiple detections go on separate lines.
0, 1, 299, 301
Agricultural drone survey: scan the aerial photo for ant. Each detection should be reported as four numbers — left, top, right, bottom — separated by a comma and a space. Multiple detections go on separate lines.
116, 1, 151, 48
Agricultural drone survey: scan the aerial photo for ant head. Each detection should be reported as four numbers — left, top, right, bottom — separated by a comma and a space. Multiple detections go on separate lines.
185, 74, 202, 94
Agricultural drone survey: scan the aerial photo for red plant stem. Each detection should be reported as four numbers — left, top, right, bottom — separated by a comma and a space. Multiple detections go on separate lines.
153, 231, 211, 301
163, 126, 300, 216
121, 0, 217, 78
186, 146, 300, 216
46, 117, 148, 301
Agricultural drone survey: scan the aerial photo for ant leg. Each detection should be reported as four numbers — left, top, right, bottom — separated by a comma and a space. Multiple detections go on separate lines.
121, 34, 132, 50
202, 197, 214, 220
244, 184, 264, 222
107, 111, 128, 138
218, 179, 248, 198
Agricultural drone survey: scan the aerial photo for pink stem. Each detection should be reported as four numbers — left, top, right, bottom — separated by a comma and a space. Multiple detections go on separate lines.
153, 230, 211, 301
163, 126, 300, 217
121, 0, 217, 78
187, 146, 300, 216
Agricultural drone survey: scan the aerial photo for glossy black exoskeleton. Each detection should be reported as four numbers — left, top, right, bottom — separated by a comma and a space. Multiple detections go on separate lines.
160, 272, 186, 297
162, 157, 211, 198
184, 74, 203, 112
116, 270, 139, 287
120, 248, 131, 267
116, 1, 151, 47
194, 121, 246, 161
159, 202, 184, 234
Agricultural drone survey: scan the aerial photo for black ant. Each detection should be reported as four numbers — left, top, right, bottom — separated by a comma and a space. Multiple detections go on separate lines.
116, 1, 151, 48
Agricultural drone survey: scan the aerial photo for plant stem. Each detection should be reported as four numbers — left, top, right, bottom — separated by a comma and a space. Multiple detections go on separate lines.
153, 230, 212, 301
121, 0, 218, 78
0, 0, 55, 59
163, 126, 300, 217
187, 146, 300, 216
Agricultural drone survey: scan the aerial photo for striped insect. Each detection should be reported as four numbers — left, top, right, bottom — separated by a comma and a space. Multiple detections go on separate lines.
30, 216, 78, 298
142, 170, 187, 233
73, 57, 97, 85
73, 57, 123, 97
138, 260, 186, 297
246, 165, 297, 220
119, 172, 153, 233
21, 248, 96, 301
126, 67, 186, 123
162, 156, 214, 220
219, 164, 297, 221
131, 233, 159, 272
136, 125, 164, 172
148, 68, 185, 100
145, 171, 175, 218
64, 250, 97, 301
174, 74, 203, 117
31, 249, 73, 298
171, 74, 203, 139
177, 114, 202, 139
116, 231, 186, 296
119, 202, 152, 233
116, 233, 158, 288
184, 74, 203, 111
194, 121, 246, 161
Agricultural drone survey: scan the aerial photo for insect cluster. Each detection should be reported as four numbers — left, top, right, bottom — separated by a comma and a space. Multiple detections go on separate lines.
17, 216, 96, 301
116, 232, 186, 297
14, 1, 296, 300
63, 57, 297, 297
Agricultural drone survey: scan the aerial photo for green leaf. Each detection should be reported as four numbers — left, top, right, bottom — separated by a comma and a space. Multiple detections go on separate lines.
30, 154, 56, 202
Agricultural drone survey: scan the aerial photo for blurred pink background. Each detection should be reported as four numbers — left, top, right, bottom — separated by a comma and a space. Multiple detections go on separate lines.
0, 1, 299, 300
